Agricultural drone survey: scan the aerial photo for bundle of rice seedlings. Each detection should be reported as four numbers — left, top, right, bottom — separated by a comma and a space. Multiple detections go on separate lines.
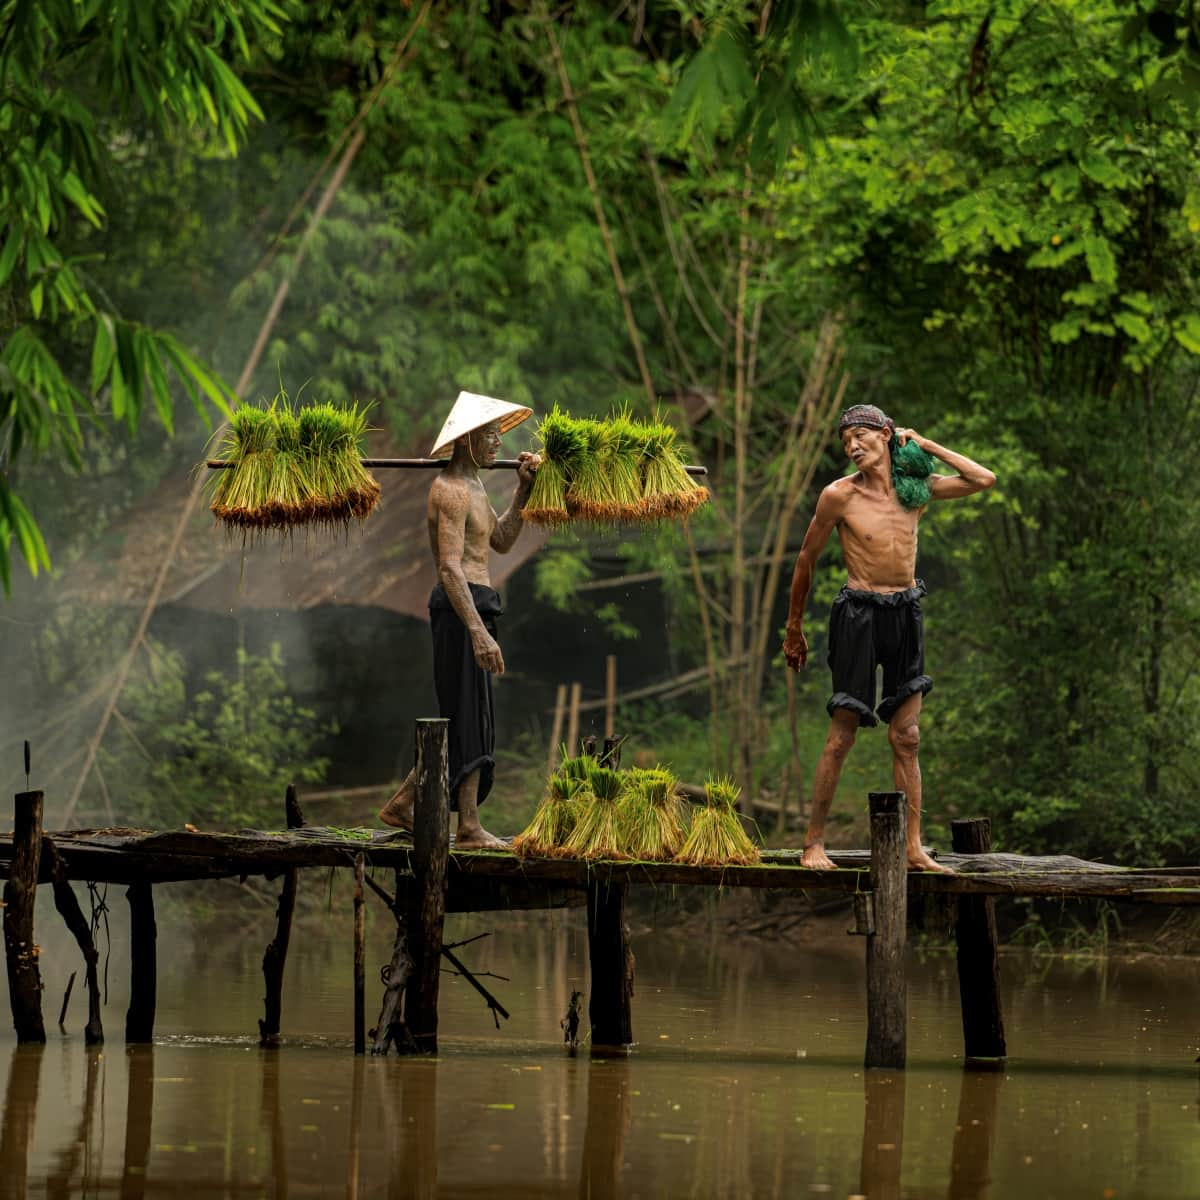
209, 405, 276, 534
618, 766, 687, 861
524, 406, 586, 526
640, 420, 709, 520
266, 403, 308, 528
512, 773, 585, 858
297, 402, 380, 531
602, 410, 648, 523
566, 419, 619, 524
674, 775, 760, 866
562, 764, 627, 860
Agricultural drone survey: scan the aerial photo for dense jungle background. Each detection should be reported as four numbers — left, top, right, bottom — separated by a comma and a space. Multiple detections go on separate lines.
4, 0, 1200, 874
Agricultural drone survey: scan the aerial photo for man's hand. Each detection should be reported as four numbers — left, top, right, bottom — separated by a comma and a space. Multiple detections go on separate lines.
783, 627, 809, 671
894, 428, 929, 451
516, 451, 540, 488
472, 630, 505, 675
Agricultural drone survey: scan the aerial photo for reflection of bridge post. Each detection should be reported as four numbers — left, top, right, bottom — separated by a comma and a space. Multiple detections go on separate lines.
45, 1047, 102, 1198
260, 1052, 288, 1199
120, 1045, 154, 1200
381, 1061, 438, 1200
0, 1044, 44, 1200
859, 1071, 906, 1200
948, 1069, 1003, 1200
578, 1061, 632, 1200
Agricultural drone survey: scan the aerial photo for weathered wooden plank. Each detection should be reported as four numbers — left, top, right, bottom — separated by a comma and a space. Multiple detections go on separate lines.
865, 792, 906, 1071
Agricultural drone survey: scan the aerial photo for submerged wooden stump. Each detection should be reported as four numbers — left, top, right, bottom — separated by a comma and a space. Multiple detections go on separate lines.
864, 791, 906, 1070
587, 879, 634, 1054
403, 718, 450, 1054
952, 817, 1007, 1063
4, 791, 45, 1043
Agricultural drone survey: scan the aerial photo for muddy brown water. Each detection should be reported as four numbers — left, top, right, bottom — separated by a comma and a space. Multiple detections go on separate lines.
2, 895, 1199, 1198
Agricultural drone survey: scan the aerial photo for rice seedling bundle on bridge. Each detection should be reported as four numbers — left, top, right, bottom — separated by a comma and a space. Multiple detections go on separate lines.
209, 398, 381, 536
617, 766, 687, 861
523, 406, 708, 528
674, 776, 760, 866
511, 772, 585, 858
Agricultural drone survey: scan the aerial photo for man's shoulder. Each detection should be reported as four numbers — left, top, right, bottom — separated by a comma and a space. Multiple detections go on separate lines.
818, 475, 857, 512
429, 472, 474, 513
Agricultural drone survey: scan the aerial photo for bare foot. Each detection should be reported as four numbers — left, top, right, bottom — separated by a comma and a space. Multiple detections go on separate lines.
908, 848, 954, 874
453, 825, 508, 851
378, 777, 415, 831
801, 842, 838, 870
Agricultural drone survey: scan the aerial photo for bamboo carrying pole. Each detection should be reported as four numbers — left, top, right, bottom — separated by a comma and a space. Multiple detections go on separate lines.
952, 818, 1007, 1063
206, 458, 708, 475
864, 791, 907, 1070
4, 791, 45, 1043
404, 718, 450, 1054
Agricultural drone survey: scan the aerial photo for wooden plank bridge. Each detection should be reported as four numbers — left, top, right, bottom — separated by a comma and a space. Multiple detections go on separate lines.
5, 720, 1200, 1068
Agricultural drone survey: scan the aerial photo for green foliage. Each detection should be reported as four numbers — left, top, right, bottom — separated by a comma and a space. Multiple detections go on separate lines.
0, 0, 285, 587
102, 642, 332, 830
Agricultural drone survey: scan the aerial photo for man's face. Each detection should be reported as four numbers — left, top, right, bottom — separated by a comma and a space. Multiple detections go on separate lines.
465, 420, 502, 466
841, 424, 891, 471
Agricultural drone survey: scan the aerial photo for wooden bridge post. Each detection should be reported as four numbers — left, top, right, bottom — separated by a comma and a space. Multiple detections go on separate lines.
951, 817, 1007, 1064
353, 852, 366, 1055
404, 718, 450, 1054
43, 841, 103, 1044
124, 882, 156, 1043
259, 784, 304, 1047
587, 878, 634, 1055
4, 791, 46, 1043
864, 791, 906, 1070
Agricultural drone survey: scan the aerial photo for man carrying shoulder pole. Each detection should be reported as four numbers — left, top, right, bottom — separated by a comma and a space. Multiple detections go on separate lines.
783, 405, 995, 873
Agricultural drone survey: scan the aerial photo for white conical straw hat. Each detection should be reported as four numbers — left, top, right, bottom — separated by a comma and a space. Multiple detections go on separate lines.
429, 390, 533, 457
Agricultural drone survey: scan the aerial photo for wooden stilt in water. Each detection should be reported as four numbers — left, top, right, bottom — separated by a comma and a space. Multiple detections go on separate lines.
952, 817, 1007, 1064
587, 878, 633, 1054
353, 852, 366, 1055
403, 718, 450, 1054
864, 791, 906, 1070
124, 882, 156, 1043
259, 783, 304, 1048
371, 869, 416, 1055
43, 840, 103, 1044
4, 791, 45, 1043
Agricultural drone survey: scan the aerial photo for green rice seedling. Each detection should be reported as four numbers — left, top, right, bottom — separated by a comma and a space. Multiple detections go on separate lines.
266, 404, 308, 529
524, 406, 586, 527
296, 402, 380, 532
640, 419, 709, 520
674, 775, 760, 866
512, 773, 586, 858
558, 749, 594, 783
602, 410, 648, 523
566, 418, 619, 524
209, 405, 276, 535
562, 764, 627, 860
618, 766, 686, 861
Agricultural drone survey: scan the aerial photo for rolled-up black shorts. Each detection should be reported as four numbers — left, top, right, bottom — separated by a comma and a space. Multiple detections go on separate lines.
826, 581, 932, 728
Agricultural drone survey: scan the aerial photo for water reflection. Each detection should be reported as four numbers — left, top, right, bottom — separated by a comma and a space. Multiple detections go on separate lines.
0, 1043, 42, 1200
3, 924, 1200, 1196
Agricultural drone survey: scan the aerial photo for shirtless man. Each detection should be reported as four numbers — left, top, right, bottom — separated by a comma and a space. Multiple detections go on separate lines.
783, 404, 995, 872
379, 392, 538, 850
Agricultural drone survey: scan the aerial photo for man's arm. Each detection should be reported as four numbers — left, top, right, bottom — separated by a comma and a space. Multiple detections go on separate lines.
491, 452, 540, 553
895, 429, 996, 500
434, 481, 505, 674
783, 484, 843, 670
